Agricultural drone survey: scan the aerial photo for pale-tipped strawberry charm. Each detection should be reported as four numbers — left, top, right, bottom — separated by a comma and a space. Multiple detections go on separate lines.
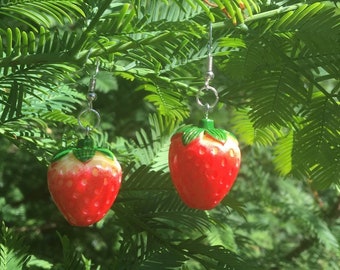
169, 118, 241, 210
47, 137, 122, 226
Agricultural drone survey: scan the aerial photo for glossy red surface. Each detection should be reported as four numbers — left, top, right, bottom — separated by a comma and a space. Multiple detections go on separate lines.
47, 152, 122, 226
169, 132, 241, 210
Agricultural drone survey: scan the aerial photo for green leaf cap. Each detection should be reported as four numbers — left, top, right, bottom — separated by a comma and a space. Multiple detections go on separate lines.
177, 118, 230, 145
51, 136, 115, 163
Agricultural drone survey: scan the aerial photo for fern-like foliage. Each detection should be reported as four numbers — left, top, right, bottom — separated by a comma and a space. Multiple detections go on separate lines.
0, 222, 30, 269
0, 0, 84, 31
0, 223, 55, 269
0, 0, 339, 268
0, 82, 84, 161
125, 113, 180, 170
114, 165, 248, 269
0, 0, 87, 160
0, 0, 261, 125
224, 2, 340, 188
0, 223, 98, 270
53, 233, 93, 270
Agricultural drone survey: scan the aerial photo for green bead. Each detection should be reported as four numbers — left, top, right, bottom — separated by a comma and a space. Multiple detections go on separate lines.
199, 118, 215, 129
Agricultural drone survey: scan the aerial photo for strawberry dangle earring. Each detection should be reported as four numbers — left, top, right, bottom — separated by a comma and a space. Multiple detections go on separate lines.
47, 61, 122, 226
168, 22, 241, 210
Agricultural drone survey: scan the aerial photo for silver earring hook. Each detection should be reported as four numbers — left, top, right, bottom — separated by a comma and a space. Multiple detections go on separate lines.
88, 58, 100, 94
196, 22, 219, 117
206, 22, 214, 82
78, 58, 101, 134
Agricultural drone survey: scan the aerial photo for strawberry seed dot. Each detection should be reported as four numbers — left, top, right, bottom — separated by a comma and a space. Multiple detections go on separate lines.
221, 159, 226, 167
92, 168, 99, 177
211, 147, 218, 155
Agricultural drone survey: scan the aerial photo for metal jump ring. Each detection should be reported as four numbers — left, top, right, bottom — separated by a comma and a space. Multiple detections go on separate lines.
78, 108, 101, 131
196, 85, 219, 111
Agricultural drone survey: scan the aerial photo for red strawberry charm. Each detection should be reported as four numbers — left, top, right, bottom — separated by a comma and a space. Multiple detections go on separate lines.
47, 137, 122, 226
169, 118, 241, 210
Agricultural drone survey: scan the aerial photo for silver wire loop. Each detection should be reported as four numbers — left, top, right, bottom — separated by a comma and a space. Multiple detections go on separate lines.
78, 108, 101, 133
196, 85, 219, 112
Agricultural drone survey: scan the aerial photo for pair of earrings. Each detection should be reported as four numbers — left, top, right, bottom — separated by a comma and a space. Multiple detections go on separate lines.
47, 23, 241, 227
